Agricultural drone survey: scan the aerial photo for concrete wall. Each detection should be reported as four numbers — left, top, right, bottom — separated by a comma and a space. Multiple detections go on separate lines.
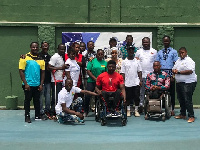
0, 0, 200, 106
1, 0, 200, 23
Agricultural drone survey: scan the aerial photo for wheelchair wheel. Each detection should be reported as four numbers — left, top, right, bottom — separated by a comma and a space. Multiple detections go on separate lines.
95, 99, 101, 122
165, 93, 171, 119
144, 96, 148, 115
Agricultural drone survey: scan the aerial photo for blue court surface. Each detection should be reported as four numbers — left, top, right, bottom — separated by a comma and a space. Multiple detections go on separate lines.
1, 109, 200, 150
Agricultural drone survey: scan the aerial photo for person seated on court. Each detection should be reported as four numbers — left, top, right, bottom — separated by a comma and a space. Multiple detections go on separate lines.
95, 60, 126, 116
145, 61, 170, 99
55, 78, 98, 124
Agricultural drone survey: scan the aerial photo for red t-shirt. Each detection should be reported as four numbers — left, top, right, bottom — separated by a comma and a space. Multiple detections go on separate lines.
96, 72, 124, 92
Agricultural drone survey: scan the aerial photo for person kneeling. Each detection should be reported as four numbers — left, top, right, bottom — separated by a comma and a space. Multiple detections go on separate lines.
95, 60, 126, 116
55, 78, 98, 124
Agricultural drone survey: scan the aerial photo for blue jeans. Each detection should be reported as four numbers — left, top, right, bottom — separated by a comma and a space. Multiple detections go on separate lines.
176, 82, 197, 117
40, 83, 51, 114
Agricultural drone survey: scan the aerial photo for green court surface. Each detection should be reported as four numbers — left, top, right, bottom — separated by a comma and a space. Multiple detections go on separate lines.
0, 109, 200, 150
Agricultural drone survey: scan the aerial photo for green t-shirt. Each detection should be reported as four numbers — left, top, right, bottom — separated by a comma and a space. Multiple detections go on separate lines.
87, 58, 107, 82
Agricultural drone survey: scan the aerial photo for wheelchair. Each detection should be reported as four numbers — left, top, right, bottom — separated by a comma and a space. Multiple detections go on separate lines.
95, 93, 127, 126
144, 90, 171, 121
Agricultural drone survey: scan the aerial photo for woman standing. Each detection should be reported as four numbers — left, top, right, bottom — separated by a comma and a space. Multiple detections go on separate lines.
106, 47, 123, 74
84, 49, 107, 116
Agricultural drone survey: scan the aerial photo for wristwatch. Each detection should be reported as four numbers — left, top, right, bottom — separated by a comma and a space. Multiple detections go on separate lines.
177, 71, 181, 74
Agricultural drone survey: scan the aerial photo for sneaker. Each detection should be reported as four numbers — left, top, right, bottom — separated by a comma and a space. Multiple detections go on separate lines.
25, 116, 31, 123
41, 114, 48, 120
127, 110, 131, 117
57, 115, 64, 124
35, 116, 42, 120
135, 110, 140, 117
75, 117, 85, 123
174, 114, 186, 119
188, 117, 195, 123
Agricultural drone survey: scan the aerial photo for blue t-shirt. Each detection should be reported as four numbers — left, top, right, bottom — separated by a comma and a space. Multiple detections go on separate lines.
19, 52, 45, 86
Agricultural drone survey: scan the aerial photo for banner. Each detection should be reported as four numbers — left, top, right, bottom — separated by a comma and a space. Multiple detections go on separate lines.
62, 32, 152, 51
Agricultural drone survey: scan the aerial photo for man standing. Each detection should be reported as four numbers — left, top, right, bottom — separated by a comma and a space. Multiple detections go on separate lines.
19, 42, 45, 123
135, 37, 157, 110
156, 35, 178, 116
39, 41, 51, 117
173, 47, 197, 123
48, 43, 67, 116
121, 46, 142, 117
120, 35, 137, 60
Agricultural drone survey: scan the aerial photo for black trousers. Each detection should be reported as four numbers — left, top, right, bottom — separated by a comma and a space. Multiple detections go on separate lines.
23, 86, 40, 118
101, 90, 122, 111
51, 82, 63, 113
176, 82, 196, 117
125, 86, 140, 106
169, 80, 175, 110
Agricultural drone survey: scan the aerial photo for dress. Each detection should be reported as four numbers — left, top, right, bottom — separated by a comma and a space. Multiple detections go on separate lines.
64, 58, 80, 86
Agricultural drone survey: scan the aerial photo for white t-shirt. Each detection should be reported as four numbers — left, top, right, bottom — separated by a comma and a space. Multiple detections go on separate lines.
173, 56, 197, 83
121, 58, 142, 87
135, 48, 157, 78
64, 58, 80, 86
55, 86, 82, 114
48, 53, 64, 82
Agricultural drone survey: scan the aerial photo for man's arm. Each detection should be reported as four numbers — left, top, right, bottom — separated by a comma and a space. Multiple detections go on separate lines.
95, 85, 102, 95
80, 90, 98, 96
138, 71, 143, 86
119, 84, 126, 103
19, 69, 30, 91
65, 71, 71, 79
48, 64, 65, 71
61, 103, 83, 119
121, 73, 125, 81
38, 70, 45, 91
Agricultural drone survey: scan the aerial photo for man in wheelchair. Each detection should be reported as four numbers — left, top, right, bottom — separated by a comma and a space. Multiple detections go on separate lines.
144, 61, 171, 120
95, 60, 126, 116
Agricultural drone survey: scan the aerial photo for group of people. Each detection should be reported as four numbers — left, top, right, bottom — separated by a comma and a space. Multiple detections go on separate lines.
19, 34, 197, 124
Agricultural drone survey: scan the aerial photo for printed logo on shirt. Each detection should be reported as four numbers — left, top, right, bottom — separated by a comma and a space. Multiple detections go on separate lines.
72, 92, 75, 96
151, 52, 154, 54
101, 65, 105, 68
